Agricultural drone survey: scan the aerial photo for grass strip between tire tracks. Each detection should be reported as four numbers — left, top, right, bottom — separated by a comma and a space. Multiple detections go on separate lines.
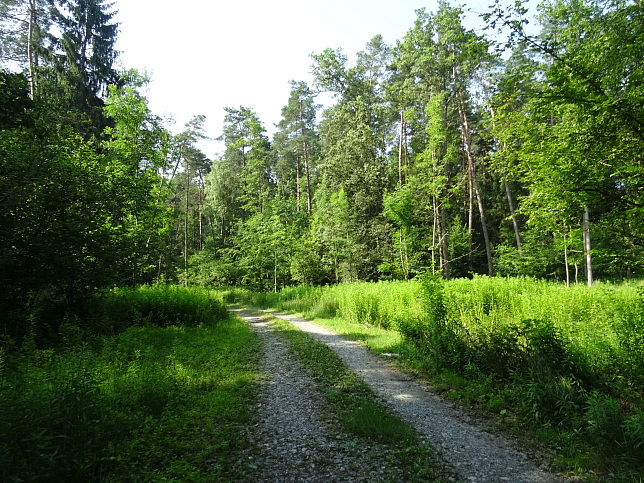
245, 308, 458, 482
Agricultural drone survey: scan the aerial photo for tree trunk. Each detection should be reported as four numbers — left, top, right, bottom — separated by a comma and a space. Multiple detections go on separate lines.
198, 173, 205, 251
184, 174, 190, 286
467, 162, 474, 270
457, 92, 494, 276
431, 198, 438, 275
399, 229, 409, 280
303, 141, 312, 215
454, 63, 492, 276
583, 206, 593, 286
562, 232, 570, 287
440, 202, 450, 280
504, 180, 522, 253
300, 100, 312, 215
481, 71, 522, 254
274, 250, 278, 293
432, 141, 450, 279
27, 0, 38, 99
398, 109, 404, 186
295, 154, 301, 210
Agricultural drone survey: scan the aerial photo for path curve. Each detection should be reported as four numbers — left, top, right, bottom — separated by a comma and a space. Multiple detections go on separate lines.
238, 308, 568, 483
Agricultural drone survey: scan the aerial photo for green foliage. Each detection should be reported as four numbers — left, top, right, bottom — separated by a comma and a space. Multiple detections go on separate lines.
289, 237, 325, 285
45, 0, 120, 135
614, 288, 644, 388
623, 411, 644, 459
0, 68, 175, 342
239, 277, 644, 476
0, 70, 33, 128
488, 0, 644, 280
0, 287, 259, 482
95, 285, 229, 333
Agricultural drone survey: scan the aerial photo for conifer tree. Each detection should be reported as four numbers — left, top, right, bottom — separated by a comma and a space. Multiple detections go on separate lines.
46, 0, 120, 134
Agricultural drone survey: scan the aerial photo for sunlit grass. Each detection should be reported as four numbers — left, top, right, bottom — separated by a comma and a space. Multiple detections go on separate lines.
303, 316, 403, 354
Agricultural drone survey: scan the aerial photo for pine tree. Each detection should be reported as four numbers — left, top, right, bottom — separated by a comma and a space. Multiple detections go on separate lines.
46, 0, 120, 134
273, 80, 319, 214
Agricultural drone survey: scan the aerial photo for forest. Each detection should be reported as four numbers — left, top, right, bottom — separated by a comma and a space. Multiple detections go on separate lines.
1, 0, 643, 480
1, 0, 643, 336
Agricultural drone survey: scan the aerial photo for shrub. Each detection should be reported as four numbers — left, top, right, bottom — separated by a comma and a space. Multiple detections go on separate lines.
95, 286, 228, 333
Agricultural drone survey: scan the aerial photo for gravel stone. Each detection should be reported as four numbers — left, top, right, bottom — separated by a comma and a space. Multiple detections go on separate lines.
232, 308, 569, 482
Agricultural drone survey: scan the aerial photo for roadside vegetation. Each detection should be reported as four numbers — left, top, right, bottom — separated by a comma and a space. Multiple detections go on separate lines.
224, 276, 644, 481
0, 286, 260, 482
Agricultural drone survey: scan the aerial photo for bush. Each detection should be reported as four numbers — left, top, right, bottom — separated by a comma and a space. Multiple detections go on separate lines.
94, 285, 229, 333
0, 291, 255, 482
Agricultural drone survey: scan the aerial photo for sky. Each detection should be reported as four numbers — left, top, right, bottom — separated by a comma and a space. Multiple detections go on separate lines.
112, 0, 505, 156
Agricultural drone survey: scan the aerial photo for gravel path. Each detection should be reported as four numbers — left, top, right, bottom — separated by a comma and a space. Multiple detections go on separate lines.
231, 308, 436, 482
232, 308, 569, 483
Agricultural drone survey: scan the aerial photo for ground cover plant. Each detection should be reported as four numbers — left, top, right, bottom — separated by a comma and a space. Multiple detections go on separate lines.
226, 277, 644, 480
0, 286, 260, 482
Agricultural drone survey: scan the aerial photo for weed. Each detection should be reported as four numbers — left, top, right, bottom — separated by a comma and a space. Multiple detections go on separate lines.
341, 400, 415, 442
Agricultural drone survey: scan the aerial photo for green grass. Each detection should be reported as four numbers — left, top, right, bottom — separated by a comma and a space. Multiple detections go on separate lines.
264, 313, 454, 481
0, 286, 261, 482
227, 277, 644, 481
340, 399, 415, 442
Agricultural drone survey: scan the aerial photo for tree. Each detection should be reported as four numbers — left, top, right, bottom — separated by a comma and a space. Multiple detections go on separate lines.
0, 0, 51, 98
312, 38, 393, 280
273, 80, 319, 215
220, 106, 272, 215
487, 0, 644, 281
312, 186, 353, 282
168, 115, 211, 285
46, 0, 120, 133
383, 184, 423, 280
102, 70, 174, 284
388, 3, 498, 278
205, 158, 241, 250
235, 199, 295, 291
0, 69, 33, 127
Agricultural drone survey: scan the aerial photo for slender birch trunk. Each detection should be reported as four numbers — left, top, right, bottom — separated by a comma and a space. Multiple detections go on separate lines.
562, 232, 570, 287
481, 72, 522, 253
398, 109, 404, 186
583, 206, 593, 286
440, 203, 450, 279
184, 173, 189, 286
27, 0, 38, 99
505, 180, 522, 253
299, 100, 312, 215
457, 92, 494, 276
454, 64, 493, 276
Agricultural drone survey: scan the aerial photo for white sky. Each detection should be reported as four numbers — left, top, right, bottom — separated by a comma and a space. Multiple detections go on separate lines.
112, 0, 505, 156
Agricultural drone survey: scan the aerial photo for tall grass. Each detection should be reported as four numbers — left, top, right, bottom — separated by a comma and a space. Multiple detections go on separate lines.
230, 276, 644, 478
0, 286, 259, 482
94, 285, 230, 334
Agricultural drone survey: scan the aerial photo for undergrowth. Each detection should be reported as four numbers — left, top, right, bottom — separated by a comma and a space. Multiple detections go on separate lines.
0, 286, 260, 482
227, 277, 644, 480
